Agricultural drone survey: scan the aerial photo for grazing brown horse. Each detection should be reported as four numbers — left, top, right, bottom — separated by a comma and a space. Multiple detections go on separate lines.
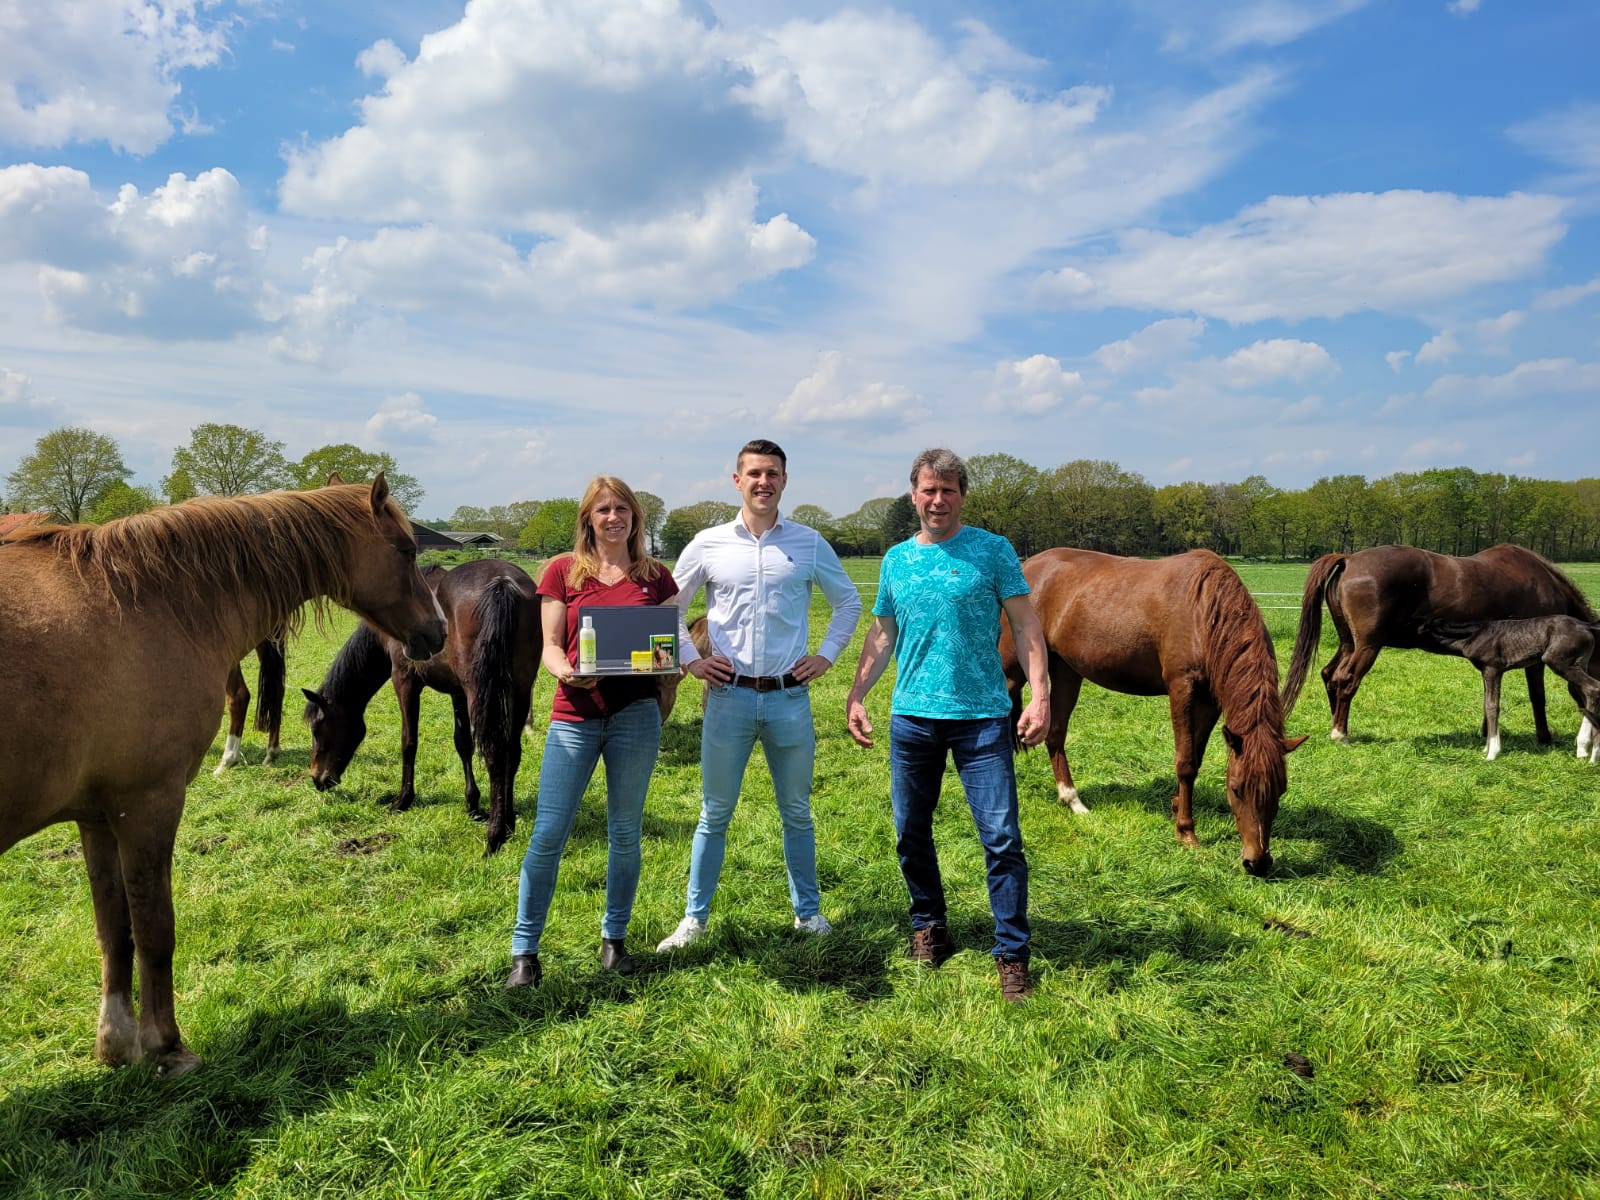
1000, 548, 1305, 875
1280, 544, 1599, 747
0, 477, 446, 1077
303, 558, 540, 855
216, 634, 288, 773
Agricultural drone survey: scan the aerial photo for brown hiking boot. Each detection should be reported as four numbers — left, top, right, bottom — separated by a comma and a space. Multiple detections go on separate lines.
997, 957, 1032, 1003
909, 924, 954, 967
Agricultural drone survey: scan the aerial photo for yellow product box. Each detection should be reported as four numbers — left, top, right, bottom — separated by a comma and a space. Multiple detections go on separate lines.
631, 650, 654, 671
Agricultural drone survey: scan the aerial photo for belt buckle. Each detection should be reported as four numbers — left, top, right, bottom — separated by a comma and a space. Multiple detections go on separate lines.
755, 675, 779, 692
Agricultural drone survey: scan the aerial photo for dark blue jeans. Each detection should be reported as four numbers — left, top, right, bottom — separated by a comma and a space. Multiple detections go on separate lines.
889, 714, 1030, 962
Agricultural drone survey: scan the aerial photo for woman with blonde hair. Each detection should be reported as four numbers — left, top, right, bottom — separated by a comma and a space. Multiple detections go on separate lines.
506, 476, 678, 987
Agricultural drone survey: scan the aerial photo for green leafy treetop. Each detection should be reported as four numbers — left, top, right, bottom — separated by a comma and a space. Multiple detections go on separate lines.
6, 426, 132, 523
168, 422, 290, 496
290, 443, 424, 513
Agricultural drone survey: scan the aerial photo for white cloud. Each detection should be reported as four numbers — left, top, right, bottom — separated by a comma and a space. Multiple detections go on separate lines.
775, 351, 925, 427
365, 391, 439, 442
1473, 310, 1523, 354
1044, 190, 1568, 322
986, 354, 1091, 414
1506, 449, 1536, 469
0, 0, 228, 154
1415, 330, 1460, 365
1446, 0, 1482, 15
1509, 102, 1600, 187
1404, 437, 1467, 460
1158, 1, 1374, 53
1385, 350, 1411, 372
1423, 358, 1600, 407
1094, 317, 1205, 373
1280, 396, 1322, 420
0, 166, 275, 340
1218, 338, 1336, 388
1534, 275, 1600, 310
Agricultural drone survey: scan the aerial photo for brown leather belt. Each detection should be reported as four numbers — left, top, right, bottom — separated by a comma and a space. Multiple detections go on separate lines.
731, 673, 803, 692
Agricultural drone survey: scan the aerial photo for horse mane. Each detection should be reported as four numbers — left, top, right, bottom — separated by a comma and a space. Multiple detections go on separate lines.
10, 487, 381, 641
1187, 552, 1289, 782
1531, 549, 1598, 622
307, 621, 394, 719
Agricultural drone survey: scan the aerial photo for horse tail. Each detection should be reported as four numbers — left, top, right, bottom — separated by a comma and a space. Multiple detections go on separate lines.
253, 634, 287, 734
469, 575, 523, 753
1281, 553, 1346, 714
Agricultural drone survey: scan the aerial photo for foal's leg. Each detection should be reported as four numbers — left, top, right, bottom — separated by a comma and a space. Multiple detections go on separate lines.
1555, 666, 1600, 765
1526, 665, 1552, 745
79, 819, 138, 1068
116, 796, 200, 1077
391, 670, 424, 811
1478, 666, 1505, 759
450, 691, 484, 821
1168, 682, 1220, 848
214, 662, 250, 774
1046, 662, 1088, 813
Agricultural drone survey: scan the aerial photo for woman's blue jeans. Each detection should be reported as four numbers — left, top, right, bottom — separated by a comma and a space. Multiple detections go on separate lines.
512, 697, 661, 955
682, 681, 821, 921
889, 714, 1031, 961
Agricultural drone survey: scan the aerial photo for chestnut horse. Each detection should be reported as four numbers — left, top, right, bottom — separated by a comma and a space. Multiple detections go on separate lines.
0, 477, 446, 1077
303, 558, 540, 855
1000, 548, 1305, 875
1280, 544, 1599, 749
216, 634, 288, 773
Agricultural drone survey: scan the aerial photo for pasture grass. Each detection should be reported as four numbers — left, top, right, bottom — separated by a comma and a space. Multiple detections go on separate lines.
3, 560, 1599, 1198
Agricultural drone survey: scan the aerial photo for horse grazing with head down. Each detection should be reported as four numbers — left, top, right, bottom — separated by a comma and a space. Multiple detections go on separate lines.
1001, 548, 1305, 875
303, 558, 540, 855
0, 476, 446, 1078
1280, 544, 1599, 751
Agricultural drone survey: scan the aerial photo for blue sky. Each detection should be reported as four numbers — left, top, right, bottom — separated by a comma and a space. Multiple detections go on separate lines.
2, 0, 1596, 519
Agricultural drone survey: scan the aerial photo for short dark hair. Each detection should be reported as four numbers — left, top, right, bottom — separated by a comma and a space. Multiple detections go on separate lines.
909, 448, 968, 495
737, 439, 787, 471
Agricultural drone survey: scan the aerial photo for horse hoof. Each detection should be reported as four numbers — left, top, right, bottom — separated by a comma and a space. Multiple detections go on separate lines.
467, 810, 488, 823
151, 1046, 202, 1079
1329, 730, 1348, 743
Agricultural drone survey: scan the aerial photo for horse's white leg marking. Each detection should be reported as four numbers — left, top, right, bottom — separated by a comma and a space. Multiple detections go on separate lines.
1577, 716, 1595, 760
263, 746, 280, 766
212, 734, 243, 775
97, 991, 139, 1066
1057, 782, 1090, 814
1329, 728, 1348, 743
1485, 730, 1501, 761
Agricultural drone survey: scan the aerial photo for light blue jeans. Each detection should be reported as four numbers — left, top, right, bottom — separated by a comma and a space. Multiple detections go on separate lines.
684, 682, 821, 921
512, 697, 661, 955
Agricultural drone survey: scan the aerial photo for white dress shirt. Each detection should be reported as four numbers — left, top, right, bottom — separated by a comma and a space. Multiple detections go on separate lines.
674, 512, 862, 677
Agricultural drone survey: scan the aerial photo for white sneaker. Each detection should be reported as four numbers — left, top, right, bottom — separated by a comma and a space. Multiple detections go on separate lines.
656, 916, 707, 951
794, 913, 833, 936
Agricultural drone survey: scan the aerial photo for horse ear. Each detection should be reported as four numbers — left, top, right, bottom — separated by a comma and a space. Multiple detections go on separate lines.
369, 471, 390, 510
1222, 726, 1243, 754
325, 472, 345, 486
302, 688, 326, 712
1282, 734, 1309, 754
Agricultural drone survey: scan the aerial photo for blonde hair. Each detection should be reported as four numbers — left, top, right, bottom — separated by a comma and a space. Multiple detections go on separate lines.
567, 475, 663, 588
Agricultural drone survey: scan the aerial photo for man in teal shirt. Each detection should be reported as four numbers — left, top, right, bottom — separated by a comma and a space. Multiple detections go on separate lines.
847, 448, 1051, 1002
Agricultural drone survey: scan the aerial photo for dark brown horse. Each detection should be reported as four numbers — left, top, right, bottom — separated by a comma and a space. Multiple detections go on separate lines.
1000, 548, 1305, 875
0, 477, 446, 1077
1280, 544, 1599, 747
303, 558, 540, 855
216, 634, 288, 773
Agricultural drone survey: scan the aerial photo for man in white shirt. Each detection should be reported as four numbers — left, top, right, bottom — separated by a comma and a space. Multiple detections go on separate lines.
657, 439, 863, 950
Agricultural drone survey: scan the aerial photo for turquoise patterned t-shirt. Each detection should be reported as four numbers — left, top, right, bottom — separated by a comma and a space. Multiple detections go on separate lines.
874, 525, 1029, 719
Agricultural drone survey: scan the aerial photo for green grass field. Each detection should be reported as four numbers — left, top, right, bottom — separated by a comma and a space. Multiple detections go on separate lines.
3, 560, 1598, 1198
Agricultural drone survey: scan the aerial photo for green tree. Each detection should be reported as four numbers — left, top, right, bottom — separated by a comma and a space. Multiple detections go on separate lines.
963, 453, 1039, 551
447, 505, 491, 530
169, 423, 289, 496
289, 443, 423, 512
519, 498, 581, 556
88, 481, 160, 523
881, 494, 917, 548
635, 491, 666, 555
162, 465, 198, 504
834, 497, 896, 556
661, 500, 738, 556
6, 426, 132, 523
788, 504, 836, 540
1304, 474, 1373, 554
1152, 482, 1211, 553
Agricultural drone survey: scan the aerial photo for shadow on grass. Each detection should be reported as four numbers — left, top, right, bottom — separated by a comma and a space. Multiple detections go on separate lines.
656, 715, 704, 768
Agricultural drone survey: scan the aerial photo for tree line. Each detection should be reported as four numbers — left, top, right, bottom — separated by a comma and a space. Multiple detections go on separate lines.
11, 431, 1600, 563
4, 425, 424, 523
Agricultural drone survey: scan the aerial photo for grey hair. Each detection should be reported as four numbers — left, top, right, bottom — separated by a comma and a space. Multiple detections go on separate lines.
909, 448, 969, 495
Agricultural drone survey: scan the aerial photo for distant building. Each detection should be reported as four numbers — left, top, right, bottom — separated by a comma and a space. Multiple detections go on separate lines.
439, 530, 507, 547
0, 512, 50, 538
409, 521, 464, 551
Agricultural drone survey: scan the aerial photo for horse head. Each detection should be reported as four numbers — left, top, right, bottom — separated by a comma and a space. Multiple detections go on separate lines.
340, 474, 447, 661
302, 687, 367, 791
1222, 727, 1308, 876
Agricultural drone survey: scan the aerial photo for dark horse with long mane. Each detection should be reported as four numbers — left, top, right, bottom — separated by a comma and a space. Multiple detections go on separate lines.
0, 477, 445, 1077
302, 558, 540, 856
1000, 548, 1305, 875
1280, 544, 1599, 749
216, 634, 288, 773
